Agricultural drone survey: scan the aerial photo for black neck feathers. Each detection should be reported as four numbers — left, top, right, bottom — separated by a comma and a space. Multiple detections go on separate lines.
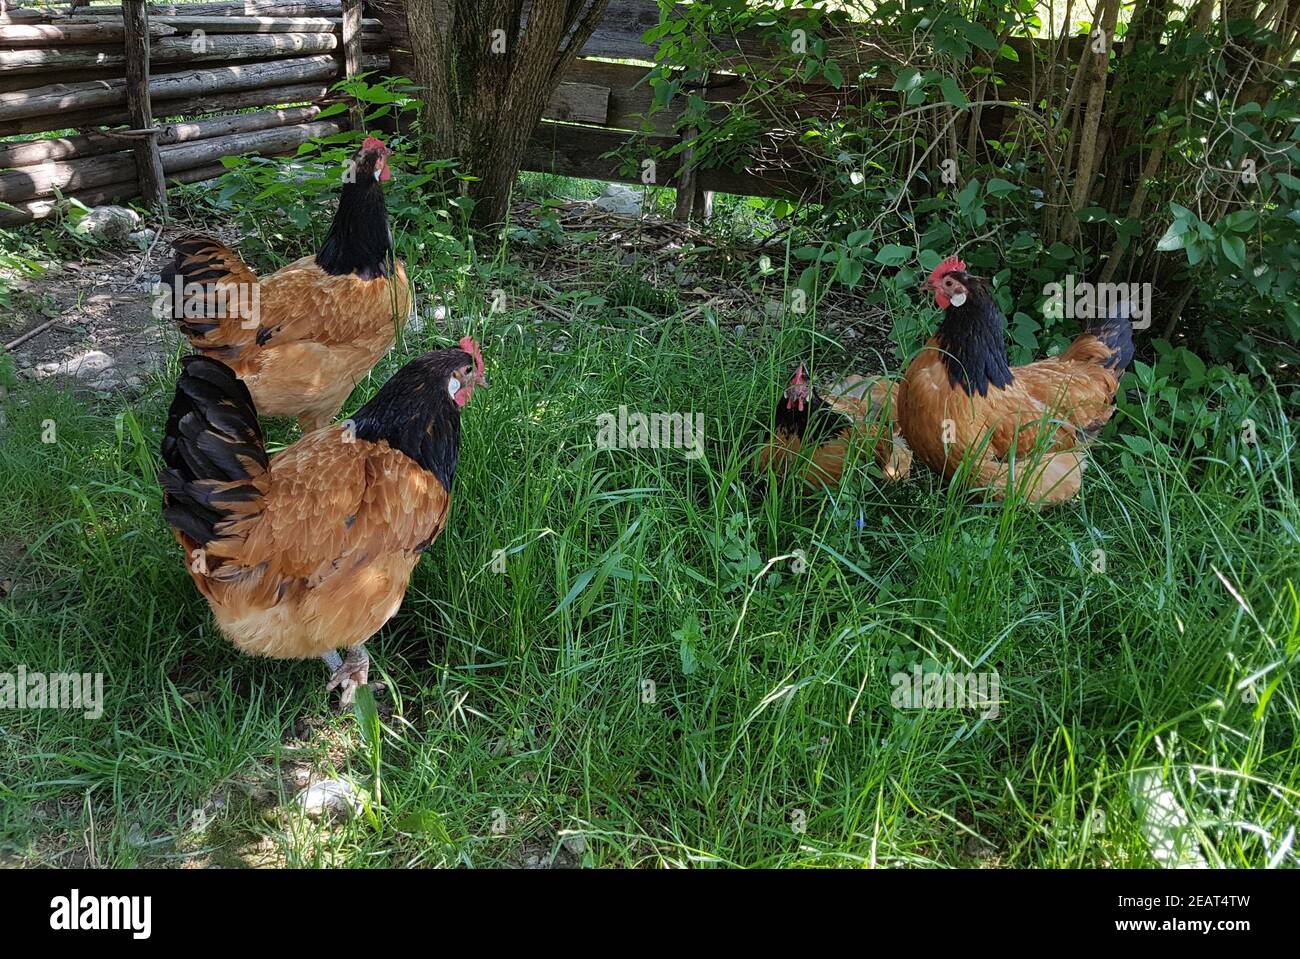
935, 285, 1015, 396
774, 389, 849, 445
350, 350, 470, 494
316, 177, 393, 280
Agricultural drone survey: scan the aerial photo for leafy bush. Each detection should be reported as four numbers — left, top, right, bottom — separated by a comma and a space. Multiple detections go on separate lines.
637, 0, 1300, 384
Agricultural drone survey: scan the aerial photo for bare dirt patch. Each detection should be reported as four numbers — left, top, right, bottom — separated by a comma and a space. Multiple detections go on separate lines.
3, 227, 184, 395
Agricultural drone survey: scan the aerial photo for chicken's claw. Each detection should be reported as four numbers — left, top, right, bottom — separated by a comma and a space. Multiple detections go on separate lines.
323, 646, 370, 708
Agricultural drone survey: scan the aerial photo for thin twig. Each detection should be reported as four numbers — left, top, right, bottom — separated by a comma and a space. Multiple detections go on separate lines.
4, 317, 60, 352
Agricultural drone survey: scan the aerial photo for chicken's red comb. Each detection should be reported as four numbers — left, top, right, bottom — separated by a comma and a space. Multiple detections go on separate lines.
362, 135, 388, 153
927, 255, 967, 288
459, 336, 484, 376
790, 363, 806, 386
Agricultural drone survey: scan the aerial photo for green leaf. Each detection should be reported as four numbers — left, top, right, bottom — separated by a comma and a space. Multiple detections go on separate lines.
957, 178, 981, 212
673, 613, 703, 677
1179, 349, 1207, 383
1155, 221, 1185, 252
1220, 234, 1246, 268
822, 59, 844, 88
985, 178, 1016, 197
1220, 209, 1257, 233
550, 520, 640, 619
939, 76, 969, 108
891, 66, 922, 92
1120, 434, 1154, 455
960, 21, 998, 50
874, 243, 913, 266
837, 256, 865, 286
1285, 302, 1300, 339
395, 809, 451, 839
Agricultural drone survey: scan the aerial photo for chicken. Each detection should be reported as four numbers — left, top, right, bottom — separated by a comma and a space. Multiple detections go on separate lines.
756, 363, 911, 488
160, 136, 412, 432
897, 255, 1135, 505
159, 339, 487, 705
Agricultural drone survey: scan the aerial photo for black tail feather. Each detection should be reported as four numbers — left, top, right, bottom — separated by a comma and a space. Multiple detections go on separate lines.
1090, 300, 1136, 375
159, 234, 257, 347
160, 356, 268, 547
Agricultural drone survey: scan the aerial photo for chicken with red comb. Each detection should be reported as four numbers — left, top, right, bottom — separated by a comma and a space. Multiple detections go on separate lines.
898, 253, 1136, 505
757, 363, 911, 488
160, 342, 487, 707
160, 134, 409, 432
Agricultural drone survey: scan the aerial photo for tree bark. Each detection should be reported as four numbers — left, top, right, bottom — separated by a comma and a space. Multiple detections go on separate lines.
123, 0, 167, 215
1060, 0, 1119, 244
407, 0, 611, 228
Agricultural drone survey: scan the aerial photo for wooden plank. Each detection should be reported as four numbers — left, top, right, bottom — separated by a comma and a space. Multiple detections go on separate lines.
576, 0, 1068, 99
75, 1, 344, 15
522, 123, 678, 188
0, 80, 333, 135
0, 31, 343, 74
0, 53, 341, 120
0, 116, 341, 204
156, 116, 340, 170
674, 67, 711, 222
155, 29, 340, 61
0, 154, 293, 225
0, 151, 136, 204
365, 0, 406, 48
0, 104, 321, 166
522, 121, 817, 199
82, 15, 383, 32
0, 181, 140, 226
0, 44, 129, 73
563, 58, 668, 133
151, 79, 335, 119
546, 81, 608, 125
579, 0, 661, 61
0, 9, 52, 26
123, 0, 166, 215
0, 22, 177, 45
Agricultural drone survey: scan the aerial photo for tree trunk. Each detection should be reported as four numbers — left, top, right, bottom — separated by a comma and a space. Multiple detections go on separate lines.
407, 0, 611, 229
1060, 0, 1119, 244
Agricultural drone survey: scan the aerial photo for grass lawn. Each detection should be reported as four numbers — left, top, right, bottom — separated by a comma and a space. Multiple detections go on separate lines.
1, 215, 1297, 868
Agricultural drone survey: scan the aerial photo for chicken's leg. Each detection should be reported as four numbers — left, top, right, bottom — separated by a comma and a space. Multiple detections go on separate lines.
322, 646, 370, 707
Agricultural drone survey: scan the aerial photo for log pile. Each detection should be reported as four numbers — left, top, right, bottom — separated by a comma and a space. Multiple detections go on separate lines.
0, 1, 383, 223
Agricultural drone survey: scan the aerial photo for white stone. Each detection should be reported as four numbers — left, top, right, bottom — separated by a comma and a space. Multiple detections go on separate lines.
296, 779, 362, 822
593, 183, 642, 216
73, 206, 141, 243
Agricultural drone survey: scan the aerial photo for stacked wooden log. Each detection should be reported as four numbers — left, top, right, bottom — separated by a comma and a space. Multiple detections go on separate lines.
0, 1, 385, 223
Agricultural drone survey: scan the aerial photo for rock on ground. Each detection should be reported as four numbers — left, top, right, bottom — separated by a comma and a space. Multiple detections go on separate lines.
73, 206, 142, 244
593, 183, 642, 216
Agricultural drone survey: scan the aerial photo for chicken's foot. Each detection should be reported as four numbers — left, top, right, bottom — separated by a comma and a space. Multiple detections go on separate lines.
322, 646, 370, 708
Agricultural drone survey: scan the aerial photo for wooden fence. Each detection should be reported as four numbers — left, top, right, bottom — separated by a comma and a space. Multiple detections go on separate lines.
0, 0, 1061, 224
0, 0, 388, 223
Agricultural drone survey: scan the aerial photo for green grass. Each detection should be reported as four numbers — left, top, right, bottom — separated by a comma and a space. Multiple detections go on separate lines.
1, 246, 1297, 868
